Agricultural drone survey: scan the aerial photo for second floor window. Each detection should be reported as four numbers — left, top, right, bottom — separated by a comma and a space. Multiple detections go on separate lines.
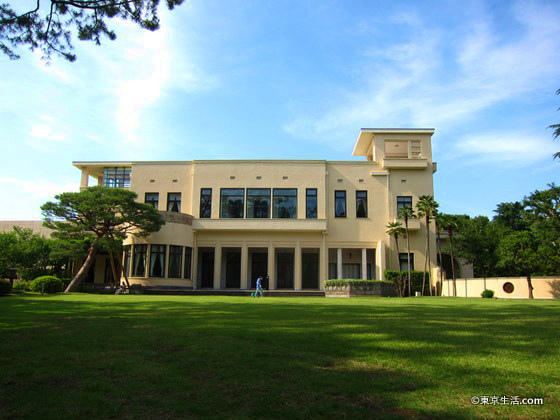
273, 188, 297, 218
399, 252, 414, 271
306, 189, 317, 219
356, 191, 368, 218
221, 188, 244, 218
103, 167, 131, 188
167, 193, 181, 212
247, 188, 271, 218
397, 196, 413, 213
200, 188, 212, 218
145, 193, 159, 209
335, 190, 346, 218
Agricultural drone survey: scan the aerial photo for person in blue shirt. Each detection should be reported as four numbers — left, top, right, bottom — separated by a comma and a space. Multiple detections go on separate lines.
255, 276, 264, 298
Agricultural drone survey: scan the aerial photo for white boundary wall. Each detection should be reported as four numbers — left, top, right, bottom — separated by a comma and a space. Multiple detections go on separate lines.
441, 276, 559, 299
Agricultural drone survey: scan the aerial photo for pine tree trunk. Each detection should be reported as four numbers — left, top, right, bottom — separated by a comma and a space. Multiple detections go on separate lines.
65, 247, 97, 293
109, 252, 118, 285
116, 252, 131, 289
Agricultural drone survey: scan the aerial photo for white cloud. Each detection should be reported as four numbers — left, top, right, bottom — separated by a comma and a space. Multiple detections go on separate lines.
451, 131, 557, 165
284, 0, 560, 146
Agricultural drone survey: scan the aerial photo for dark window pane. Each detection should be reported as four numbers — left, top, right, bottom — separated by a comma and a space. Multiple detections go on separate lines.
167, 193, 181, 212
399, 253, 414, 271
145, 193, 159, 209
273, 189, 297, 218
184, 247, 192, 279
149, 245, 166, 277
103, 167, 131, 188
132, 244, 147, 277
200, 188, 212, 218
306, 189, 317, 219
168, 245, 182, 278
397, 196, 413, 213
356, 190, 367, 218
335, 190, 346, 218
247, 188, 271, 218
220, 188, 244, 218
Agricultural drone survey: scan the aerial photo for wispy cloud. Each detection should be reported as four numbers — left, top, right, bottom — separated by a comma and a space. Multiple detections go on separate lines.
284, 0, 560, 151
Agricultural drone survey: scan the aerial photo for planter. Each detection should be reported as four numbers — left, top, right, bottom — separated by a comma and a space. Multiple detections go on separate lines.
325, 282, 396, 298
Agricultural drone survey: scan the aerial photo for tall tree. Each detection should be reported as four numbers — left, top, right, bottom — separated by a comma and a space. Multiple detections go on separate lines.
498, 231, 543, 299
41, 186, 164, 292
416, 195, 439, 296
386, 221, 406, 297
398, 206, 416, 297
438, 213, 459, 297
0, 0, 185, 61
493, 201, 528, 232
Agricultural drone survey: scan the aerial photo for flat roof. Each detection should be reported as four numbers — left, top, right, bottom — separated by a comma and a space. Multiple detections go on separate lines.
353, 128, 435, 156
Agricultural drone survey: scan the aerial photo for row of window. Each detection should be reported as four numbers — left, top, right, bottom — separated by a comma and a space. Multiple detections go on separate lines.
124, 245, 192, 279
143, 189, 414, 219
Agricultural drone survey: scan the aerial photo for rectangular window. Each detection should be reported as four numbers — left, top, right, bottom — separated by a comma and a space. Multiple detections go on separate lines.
399, 253, 414, 271
123, 245, 131, 278
200, 188, 212, 218
356, 190, 368, 218
397, 196, 413, 213
149, 245, 167, 277
132, 244, 147, 277
168, 245, 183, 278
273, 188, 297, 218
102, 167, 131, 188
167, 193, 181, 212
306, 188, 317, 219
184, 247, 192, 279
335, 190, 346, 218
247, 188, 271, 218
220, 188, 245, 218
145, 193, 159, 209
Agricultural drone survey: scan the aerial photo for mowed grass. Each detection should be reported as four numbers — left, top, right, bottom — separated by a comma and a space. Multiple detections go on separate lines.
0, 295, 558, 420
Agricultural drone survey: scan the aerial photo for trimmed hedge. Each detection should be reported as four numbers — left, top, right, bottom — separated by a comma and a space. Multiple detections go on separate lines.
325, 279, 393, 287
30, 276, 64, 294
0, 279, 12, 296
12, 281, 31, 292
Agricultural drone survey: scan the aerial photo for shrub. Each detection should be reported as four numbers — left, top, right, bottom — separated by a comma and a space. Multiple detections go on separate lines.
384, 270, 428, 296
29, 276, 64, 294
325, 279, 393, 287
0, 279, 12, 296
481, 289, 495, 298
12, 281, 31, 292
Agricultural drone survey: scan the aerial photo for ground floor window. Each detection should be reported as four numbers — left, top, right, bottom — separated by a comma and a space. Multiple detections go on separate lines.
168, 245, 182, 278
133, 244, 147, 277
150, 245, 166, 277
184, 247, 192, 279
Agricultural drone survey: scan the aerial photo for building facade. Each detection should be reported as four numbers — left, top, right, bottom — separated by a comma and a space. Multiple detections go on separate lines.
73, 128, 438, 291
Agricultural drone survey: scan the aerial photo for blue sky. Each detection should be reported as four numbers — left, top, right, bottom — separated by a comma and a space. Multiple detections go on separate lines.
1, 0, 559, 220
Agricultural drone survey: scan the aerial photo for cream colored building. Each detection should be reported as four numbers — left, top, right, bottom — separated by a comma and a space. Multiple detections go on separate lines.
72, 128, 438, 291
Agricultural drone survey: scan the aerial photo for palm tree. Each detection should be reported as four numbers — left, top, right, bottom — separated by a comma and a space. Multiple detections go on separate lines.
416, 195, 439, 296
439, 213, 459, 296
398, 206, 416, 297
434, 211, 445, 296
386, 221, 406, 296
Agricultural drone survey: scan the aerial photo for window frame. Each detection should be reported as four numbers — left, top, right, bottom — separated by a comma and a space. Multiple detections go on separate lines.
273, 188, 298, 219
397, 196, 413, 213
145, 192, 159, 209
167, 192, 182, 212
306, 188, 318, 219
220, 188, 245, 218
149, 244, 167, 278
132, 244, 147, 277
200, 188, 212, 218
356, 190, 368, 218
334, 190, 347, 218
168, 245, 183, 279
399, 252, 414, 271
246, 188, 271, 219
102, 167, 131, 188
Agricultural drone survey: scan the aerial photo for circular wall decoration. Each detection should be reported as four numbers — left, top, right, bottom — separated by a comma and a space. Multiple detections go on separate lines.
503, 282, 514, 294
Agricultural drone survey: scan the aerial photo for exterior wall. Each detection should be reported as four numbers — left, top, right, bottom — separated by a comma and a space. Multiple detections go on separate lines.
441, 277, 559, 299
0, 221, 52, 237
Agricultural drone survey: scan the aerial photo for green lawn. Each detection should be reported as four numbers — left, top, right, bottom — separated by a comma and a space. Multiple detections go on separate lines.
0, 294, 558, 420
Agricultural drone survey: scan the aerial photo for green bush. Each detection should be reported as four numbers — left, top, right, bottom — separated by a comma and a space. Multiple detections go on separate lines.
325, 279, 393, 287
384, 270, 429, 296
29, 276, 64, 294
12, 281, 31, 292
0, 279, 12, 296
481, 289, 495, 298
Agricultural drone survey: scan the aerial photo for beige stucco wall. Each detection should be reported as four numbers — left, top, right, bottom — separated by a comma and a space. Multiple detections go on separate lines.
441, 277, 559, 299
0, 221, 52, 237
